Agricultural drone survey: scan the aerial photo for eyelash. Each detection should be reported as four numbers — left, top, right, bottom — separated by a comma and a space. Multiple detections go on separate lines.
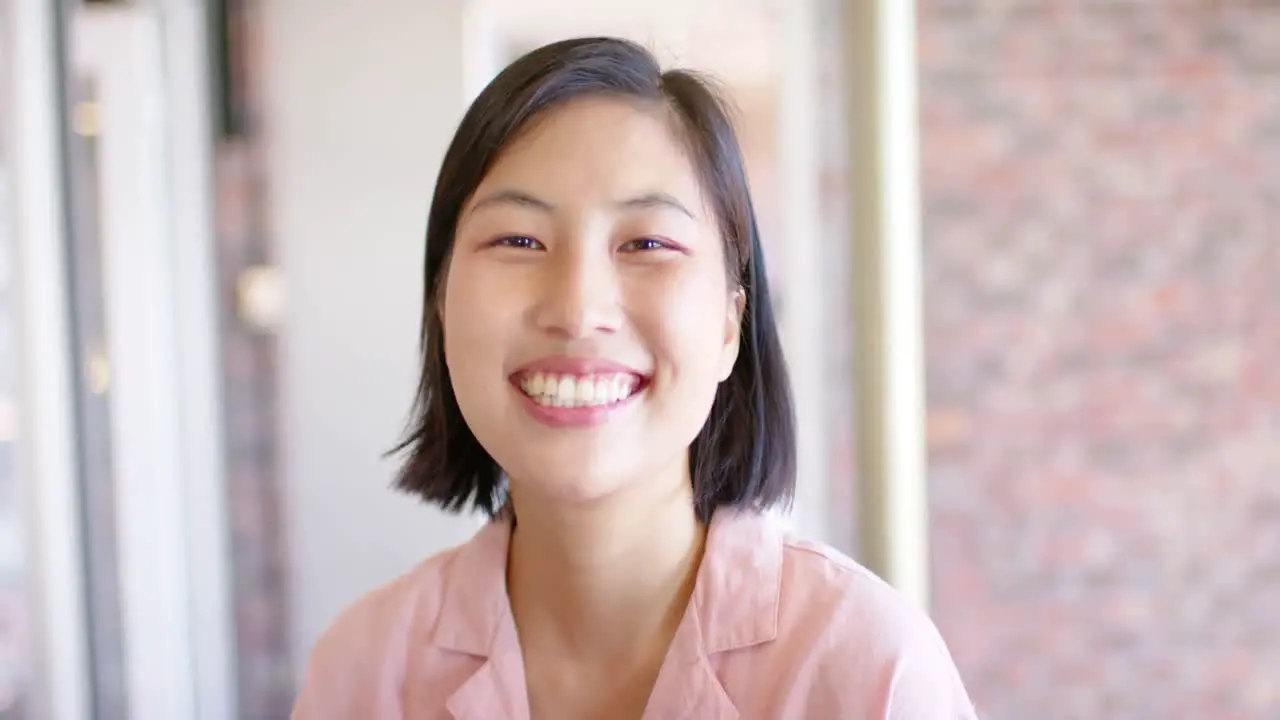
490, 236, 673, 252
622, 237, 670, 252
493, 235, 544, 250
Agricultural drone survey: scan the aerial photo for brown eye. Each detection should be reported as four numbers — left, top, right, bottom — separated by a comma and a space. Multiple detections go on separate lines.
493, 235, 544, 250
620, 237, 669, 252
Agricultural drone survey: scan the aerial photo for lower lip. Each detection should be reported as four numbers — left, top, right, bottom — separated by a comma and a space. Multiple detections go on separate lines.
513, 385, 642, 428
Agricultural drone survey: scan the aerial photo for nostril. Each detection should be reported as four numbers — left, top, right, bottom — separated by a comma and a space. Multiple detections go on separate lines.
531, 281, 624, 338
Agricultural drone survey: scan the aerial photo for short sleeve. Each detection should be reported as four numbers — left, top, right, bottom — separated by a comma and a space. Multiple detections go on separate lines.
886, 624, 979, 719
291, 611, 382, 719
290, 582, 414, 719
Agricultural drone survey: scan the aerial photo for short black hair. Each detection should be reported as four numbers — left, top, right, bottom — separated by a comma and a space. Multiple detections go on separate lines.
392, 37, 795, 524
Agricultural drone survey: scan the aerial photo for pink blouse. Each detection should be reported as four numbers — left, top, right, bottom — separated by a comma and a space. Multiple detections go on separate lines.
293, 509, 978, 718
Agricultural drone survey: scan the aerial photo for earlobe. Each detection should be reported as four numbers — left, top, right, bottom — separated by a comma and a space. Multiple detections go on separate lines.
718, 287, 746, 382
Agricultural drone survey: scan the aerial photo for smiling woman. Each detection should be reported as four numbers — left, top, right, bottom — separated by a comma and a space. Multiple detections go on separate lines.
395, 40, 790, 527
291, 37, 975, 720
440, 91, 758, 521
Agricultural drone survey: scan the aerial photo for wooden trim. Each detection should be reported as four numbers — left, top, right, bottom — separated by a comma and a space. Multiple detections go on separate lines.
845, 0, 930, 607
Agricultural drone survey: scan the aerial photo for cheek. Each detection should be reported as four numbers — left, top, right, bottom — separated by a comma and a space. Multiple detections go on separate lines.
440, 259, 512, 377
633, 267, 731, 376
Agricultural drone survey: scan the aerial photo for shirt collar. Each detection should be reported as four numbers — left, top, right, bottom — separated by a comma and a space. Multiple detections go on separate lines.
434, 508, 785, 719
432, 508, 784, 657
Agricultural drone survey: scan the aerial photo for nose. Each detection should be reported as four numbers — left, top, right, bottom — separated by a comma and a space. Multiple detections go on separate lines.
530, 241, 621, 340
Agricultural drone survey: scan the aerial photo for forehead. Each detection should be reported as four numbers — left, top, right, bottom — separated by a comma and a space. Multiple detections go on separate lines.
473, 97, 709, 212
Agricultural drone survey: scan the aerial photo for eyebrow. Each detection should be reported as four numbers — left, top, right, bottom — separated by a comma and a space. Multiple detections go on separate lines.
468, 188, 696, 219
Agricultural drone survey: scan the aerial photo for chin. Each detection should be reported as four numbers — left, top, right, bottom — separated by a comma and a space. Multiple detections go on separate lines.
505, 455, 631, 506
533, 480, 621, 507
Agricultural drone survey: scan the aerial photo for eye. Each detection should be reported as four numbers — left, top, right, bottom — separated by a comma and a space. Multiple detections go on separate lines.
492, 235, 544, 250
620, 237, 671, 253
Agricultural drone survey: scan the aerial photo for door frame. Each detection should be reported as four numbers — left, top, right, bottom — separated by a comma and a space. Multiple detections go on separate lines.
13, 1, 234, 718
12, 0, 91, 716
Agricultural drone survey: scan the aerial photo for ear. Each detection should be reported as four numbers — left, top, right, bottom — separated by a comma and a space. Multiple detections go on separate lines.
717, 286, 746, 382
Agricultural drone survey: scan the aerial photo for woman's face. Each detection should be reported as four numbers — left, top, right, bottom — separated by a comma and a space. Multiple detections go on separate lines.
442, 97, 743, 508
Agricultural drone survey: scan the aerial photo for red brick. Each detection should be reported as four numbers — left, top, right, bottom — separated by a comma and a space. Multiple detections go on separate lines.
922, 2, 1280, 716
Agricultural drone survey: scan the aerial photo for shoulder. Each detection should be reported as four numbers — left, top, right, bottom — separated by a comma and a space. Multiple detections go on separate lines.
777, 533, 935, 655
773, 533, 978, 718
290, 544, 465, 718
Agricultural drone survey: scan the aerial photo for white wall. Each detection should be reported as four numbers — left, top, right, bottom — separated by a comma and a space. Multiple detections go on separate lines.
263, 0, 847, 676
261, 0, 482, 674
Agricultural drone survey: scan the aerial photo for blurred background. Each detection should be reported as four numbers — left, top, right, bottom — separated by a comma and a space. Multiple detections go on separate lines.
3, 0, 1279, 718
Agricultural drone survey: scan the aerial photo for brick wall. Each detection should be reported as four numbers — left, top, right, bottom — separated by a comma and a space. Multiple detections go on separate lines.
920, 2, 1280, 718
214, 0, 294, 716
818, 0, 859, 556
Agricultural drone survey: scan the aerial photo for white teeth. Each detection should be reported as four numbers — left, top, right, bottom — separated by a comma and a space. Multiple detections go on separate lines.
519, 372, 639, 408
555, 376, 574, 406
576, 378, 595, 404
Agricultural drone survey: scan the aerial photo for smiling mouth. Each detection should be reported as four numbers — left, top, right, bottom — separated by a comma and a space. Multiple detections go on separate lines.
516, 371, 644, 408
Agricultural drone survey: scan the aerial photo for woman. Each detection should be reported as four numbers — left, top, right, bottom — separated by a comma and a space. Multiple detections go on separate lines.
293, 37, 976, 719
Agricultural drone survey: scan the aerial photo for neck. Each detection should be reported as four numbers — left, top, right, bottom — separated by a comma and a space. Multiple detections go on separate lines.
505, 477, 706, 664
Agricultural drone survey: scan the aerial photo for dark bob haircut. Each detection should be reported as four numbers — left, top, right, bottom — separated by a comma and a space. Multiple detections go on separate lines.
393, 37, 795, 524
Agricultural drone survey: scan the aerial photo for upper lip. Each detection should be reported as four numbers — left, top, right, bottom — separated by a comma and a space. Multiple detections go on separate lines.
511, 355, 647, 380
